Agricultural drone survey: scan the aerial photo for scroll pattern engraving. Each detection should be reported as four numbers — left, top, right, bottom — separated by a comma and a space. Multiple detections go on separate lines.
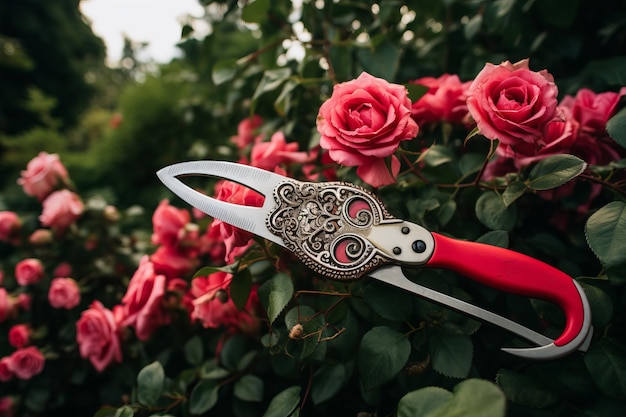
266, 181, 394, 280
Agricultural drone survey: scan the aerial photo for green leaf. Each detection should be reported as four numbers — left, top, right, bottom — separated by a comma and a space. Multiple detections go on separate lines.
437, 200, 456, 226
429, 333, 473, 379
502, 180, 527, 207
358, 326, 410, 389
193, 263, 238, 278
137, 361, 165, 406
231, 268, 253, 310
398, 379, 505, 417
234, 375, 264, 402
275, 79, 299, 116
311, 363, 350, 405
259, 273, 294, 325
212, 58, 240, 86
607, 107, 626, 149
584, 340, 626, 399
476, 230, 509, 248
475, 191, 517, 231
284, 305, 326, 359
423, 145, 454, 167
262, 386, 301, 417
363, 281, 413, 322
189, 380, 219, 414
94, 407, 117, 417
252, 68, 292, 102
397, 387, 453, 417
527, 154, 587, 190
356, 38, 400, 80
464, 14, 483, 40
241, 0, 270, 23
496, 368, 559, 408
405, 83, 429, 102
585, 201, 626, 270
114, 406, 135, 417
183, 336, 203, 366
579, 281, 614, 327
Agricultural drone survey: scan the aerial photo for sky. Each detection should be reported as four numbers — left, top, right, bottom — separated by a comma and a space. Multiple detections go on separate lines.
80, 0, 205, 65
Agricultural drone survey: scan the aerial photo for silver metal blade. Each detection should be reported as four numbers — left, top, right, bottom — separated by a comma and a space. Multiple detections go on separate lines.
156, 161, 288, 247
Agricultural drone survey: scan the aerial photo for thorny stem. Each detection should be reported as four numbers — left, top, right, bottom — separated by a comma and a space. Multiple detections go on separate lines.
473, 139, 497, 186
579, 172, 626, 198
301, 365, 314, 413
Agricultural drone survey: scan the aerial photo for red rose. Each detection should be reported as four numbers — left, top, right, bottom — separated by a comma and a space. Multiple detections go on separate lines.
316, 72, 419, 187
250, 131, 310, 170
0, 357, 13, 382
39, 190, 84, 230
76, 301, 122, 372
231, 115, 264, 149
15, 258, 44, 286
48, 277, 81, 309
8, 324, 30, 349
151, 199, 196, 249
9, 346, 45, 380
410, 74, 472, 126
121, 256, 168, 341
467, 59, 558, 146
0, 211, 20, 244
17, 152, 69, 201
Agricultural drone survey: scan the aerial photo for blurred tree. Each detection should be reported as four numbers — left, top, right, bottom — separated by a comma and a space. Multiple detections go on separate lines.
0, 0, 105, 135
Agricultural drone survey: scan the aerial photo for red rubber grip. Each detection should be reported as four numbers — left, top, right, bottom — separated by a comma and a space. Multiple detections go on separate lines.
426, 233, 584, 347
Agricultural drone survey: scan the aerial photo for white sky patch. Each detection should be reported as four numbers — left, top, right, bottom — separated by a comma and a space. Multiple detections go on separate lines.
80, 0, 205, 65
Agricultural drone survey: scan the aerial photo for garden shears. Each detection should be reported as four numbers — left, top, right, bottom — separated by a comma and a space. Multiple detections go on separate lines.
157, 160, 593, 360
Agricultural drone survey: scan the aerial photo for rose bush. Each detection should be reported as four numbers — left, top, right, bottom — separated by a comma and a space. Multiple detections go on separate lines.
1, 2, 626, 417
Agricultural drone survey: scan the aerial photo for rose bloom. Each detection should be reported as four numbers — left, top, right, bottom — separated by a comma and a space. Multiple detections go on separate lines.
191, 272, 260, 333
151, 199, 197, 249
0, 396, 14, 417
120, 256, 168, 341
39, 190, 84, 230
48, 277, 81, 309
466, 59, 558, 146
8, 324, 30, 348
410, 74, 472, 126
0, 211, 20, 244
561, 87, 626, 136
0, 357, 13, 382
10, 346, 45, 380
198, 220, 227, 263
76, 301, 122, 372
150, 245, 198, 279
17, 293, 31, 312
53, 262, 72, 277
15, 258, 44, 286
210, 179, 264, 263
28, 228, 53, 245
17, 152, 69, 201
231, 115, 264, 149
496, 106, 579, 169
316, 72, 419, 187
250, 131, 311, 171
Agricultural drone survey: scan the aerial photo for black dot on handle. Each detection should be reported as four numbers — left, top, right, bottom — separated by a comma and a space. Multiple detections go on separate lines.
412, 240, 427, 253
401, 226, 410, 234
393, 247, 402, 255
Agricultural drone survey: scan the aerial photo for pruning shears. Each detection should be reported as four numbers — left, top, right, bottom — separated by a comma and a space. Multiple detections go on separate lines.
157, 160, 593, 360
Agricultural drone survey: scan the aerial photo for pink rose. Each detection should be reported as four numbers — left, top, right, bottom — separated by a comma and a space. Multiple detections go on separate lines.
496, 106, 579, 168
0, 357, 13, 382
53, 262, 72, 277
76, 301, 122, 372
410, 74, 472, 126
0, 397, 14, 417
9, 346, 45, 380
48, 277, 81, 309
231, 115, 264, 149
0, 211, 20, 244
467, 59, 558, 146
198, 221, 227, 263
17, 152, 69, 201
151, 199, 197, 249
316, 72, 419, 187
150, 245, 198, 279
211, 179, 264, 263
8, 324, 30, 348
121, 256, 168, 341
17, 293, 31, 312
39, 190, 84, 230
561, 87, 626, 136
15, 258, 44, 286
190, 272, 259, 333
250, 131, 311, 170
